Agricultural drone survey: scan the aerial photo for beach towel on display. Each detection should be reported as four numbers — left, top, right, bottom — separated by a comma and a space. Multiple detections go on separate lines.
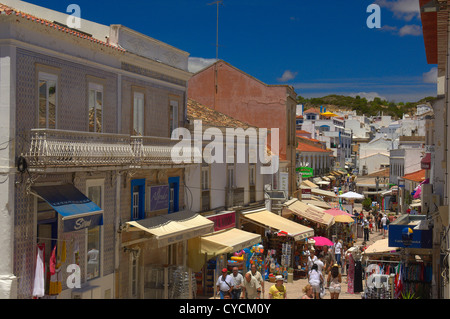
32, 243, 45, 298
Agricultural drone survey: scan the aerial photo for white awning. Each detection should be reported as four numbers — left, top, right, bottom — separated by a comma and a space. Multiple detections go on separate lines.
282, 199, 335, 227
241, 209, 314, 241
301, 200, 331, 209
301, 180, 319, 189
126, 210, 214, 248
311, 188, 337, 198
200, 228, 261, 256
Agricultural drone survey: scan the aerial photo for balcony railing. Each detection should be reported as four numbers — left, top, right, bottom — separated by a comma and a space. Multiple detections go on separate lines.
26, 129, 194, 169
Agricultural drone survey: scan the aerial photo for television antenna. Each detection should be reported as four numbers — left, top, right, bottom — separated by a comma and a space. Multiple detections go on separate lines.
208, 0, 223, 60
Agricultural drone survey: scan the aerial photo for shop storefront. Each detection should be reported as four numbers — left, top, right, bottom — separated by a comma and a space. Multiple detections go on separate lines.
361, 214, 434, 299
29, 183, 106, 299
123, 210, 215, 299
240, 208, 314, 283
194, 227, 262, 297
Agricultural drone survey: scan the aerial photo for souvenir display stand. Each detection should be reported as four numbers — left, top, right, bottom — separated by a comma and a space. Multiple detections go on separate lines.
197, 246, 257, 297
293, 240, 310, 279
362, 250, 433, 299
332, 222, 356, 248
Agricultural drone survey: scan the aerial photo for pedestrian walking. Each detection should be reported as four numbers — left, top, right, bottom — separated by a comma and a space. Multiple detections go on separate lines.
381, 214, 388, 238
363, 218, 370, 242
230, 266, 243, 299
334, 239, 342, 267
301, 284, 314, 299
246, 264, 263, 297
306, 249, 317, 273
216, 268, 234, 299
377, 212, 383, 233
322, 245, 335, 273
327, 264, 342, 299
268, 275, 287, 299
308, 263, 323, 299
315, 252, 325, 274
241, 273, 261, 299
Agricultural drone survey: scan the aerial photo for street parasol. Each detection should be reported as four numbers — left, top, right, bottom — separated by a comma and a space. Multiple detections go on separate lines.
338, 191, 365, 200
311, 236, 334, 247
324, 208, 353, 217
334, 214, 355, 223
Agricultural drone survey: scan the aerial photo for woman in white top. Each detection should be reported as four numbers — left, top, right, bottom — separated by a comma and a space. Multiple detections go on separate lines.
334, 240, 342, 267
307, 249, 318, 273
308, 263, 323, 299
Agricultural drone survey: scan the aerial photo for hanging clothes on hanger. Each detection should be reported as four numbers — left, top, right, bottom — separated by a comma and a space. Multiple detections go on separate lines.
49, 246, 57, 276
354, 259, 363, 293
49, 263, 62, 295
32, 243, 45, 298
59, 240, 67, 263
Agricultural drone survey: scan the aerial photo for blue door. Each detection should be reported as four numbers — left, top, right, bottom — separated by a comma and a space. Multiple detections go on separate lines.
168, 176, 180, 214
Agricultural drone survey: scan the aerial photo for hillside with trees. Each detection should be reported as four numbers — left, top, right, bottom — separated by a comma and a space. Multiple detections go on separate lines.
297, 94, 437, 119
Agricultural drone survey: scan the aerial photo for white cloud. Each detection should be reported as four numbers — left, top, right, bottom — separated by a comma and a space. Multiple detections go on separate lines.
277, 70, 298, 82
423, 67, 438, 84
398, 24, 422, 36
379, 25, 398, 33
376, 0, 420, 21
188, 57, 217, 73
349, 92, 387, 102
379, 24, 422, 36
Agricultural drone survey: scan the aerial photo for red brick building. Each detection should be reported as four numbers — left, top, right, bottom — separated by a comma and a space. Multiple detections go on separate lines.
188, 60, 298, 195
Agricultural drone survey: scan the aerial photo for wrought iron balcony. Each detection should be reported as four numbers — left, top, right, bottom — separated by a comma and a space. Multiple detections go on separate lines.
25, 129, 193, 169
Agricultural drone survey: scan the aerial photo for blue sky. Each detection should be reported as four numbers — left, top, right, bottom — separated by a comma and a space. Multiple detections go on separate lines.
25, 0, 437, 102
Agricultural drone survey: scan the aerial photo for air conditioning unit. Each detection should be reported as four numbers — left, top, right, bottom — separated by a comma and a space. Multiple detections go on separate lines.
71, 285, 101, 299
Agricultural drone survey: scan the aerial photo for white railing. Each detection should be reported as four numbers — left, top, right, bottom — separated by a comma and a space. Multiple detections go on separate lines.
26, 129, 193, 168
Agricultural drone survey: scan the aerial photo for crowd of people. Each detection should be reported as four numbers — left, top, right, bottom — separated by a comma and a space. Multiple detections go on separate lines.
215, 243, 359, 300
215, 204, 389, 300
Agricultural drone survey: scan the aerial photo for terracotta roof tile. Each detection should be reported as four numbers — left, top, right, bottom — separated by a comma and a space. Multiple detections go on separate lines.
0, 3, 125, 52
303, 107, 321, 114
402, 169, 426, 183
297, 141, 331, 153
187, 99, 256, 129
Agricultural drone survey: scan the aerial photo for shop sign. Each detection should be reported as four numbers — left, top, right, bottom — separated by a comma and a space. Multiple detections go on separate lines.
149, 185, 169, 211
302, 188, 311, 199
207, 211, 236, 231
64, 213, 103, 232
388, 224, 432, 249
296, 167, 314, 178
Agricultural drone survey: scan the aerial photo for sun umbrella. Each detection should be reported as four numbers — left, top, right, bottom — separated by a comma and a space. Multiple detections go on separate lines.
311, 236, 334, 247
339, 191, 365, 200
324, 208, 353, 217
334, 214, 355, 223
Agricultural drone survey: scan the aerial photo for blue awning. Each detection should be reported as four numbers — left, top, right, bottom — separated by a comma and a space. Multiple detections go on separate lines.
31, 184, 103, 232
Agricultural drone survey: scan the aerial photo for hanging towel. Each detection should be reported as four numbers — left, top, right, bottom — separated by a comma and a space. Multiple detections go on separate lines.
32, 243, 45, 298
49, 246, 57, 276
60, 240, 66, 263
49, 263, 62, 295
